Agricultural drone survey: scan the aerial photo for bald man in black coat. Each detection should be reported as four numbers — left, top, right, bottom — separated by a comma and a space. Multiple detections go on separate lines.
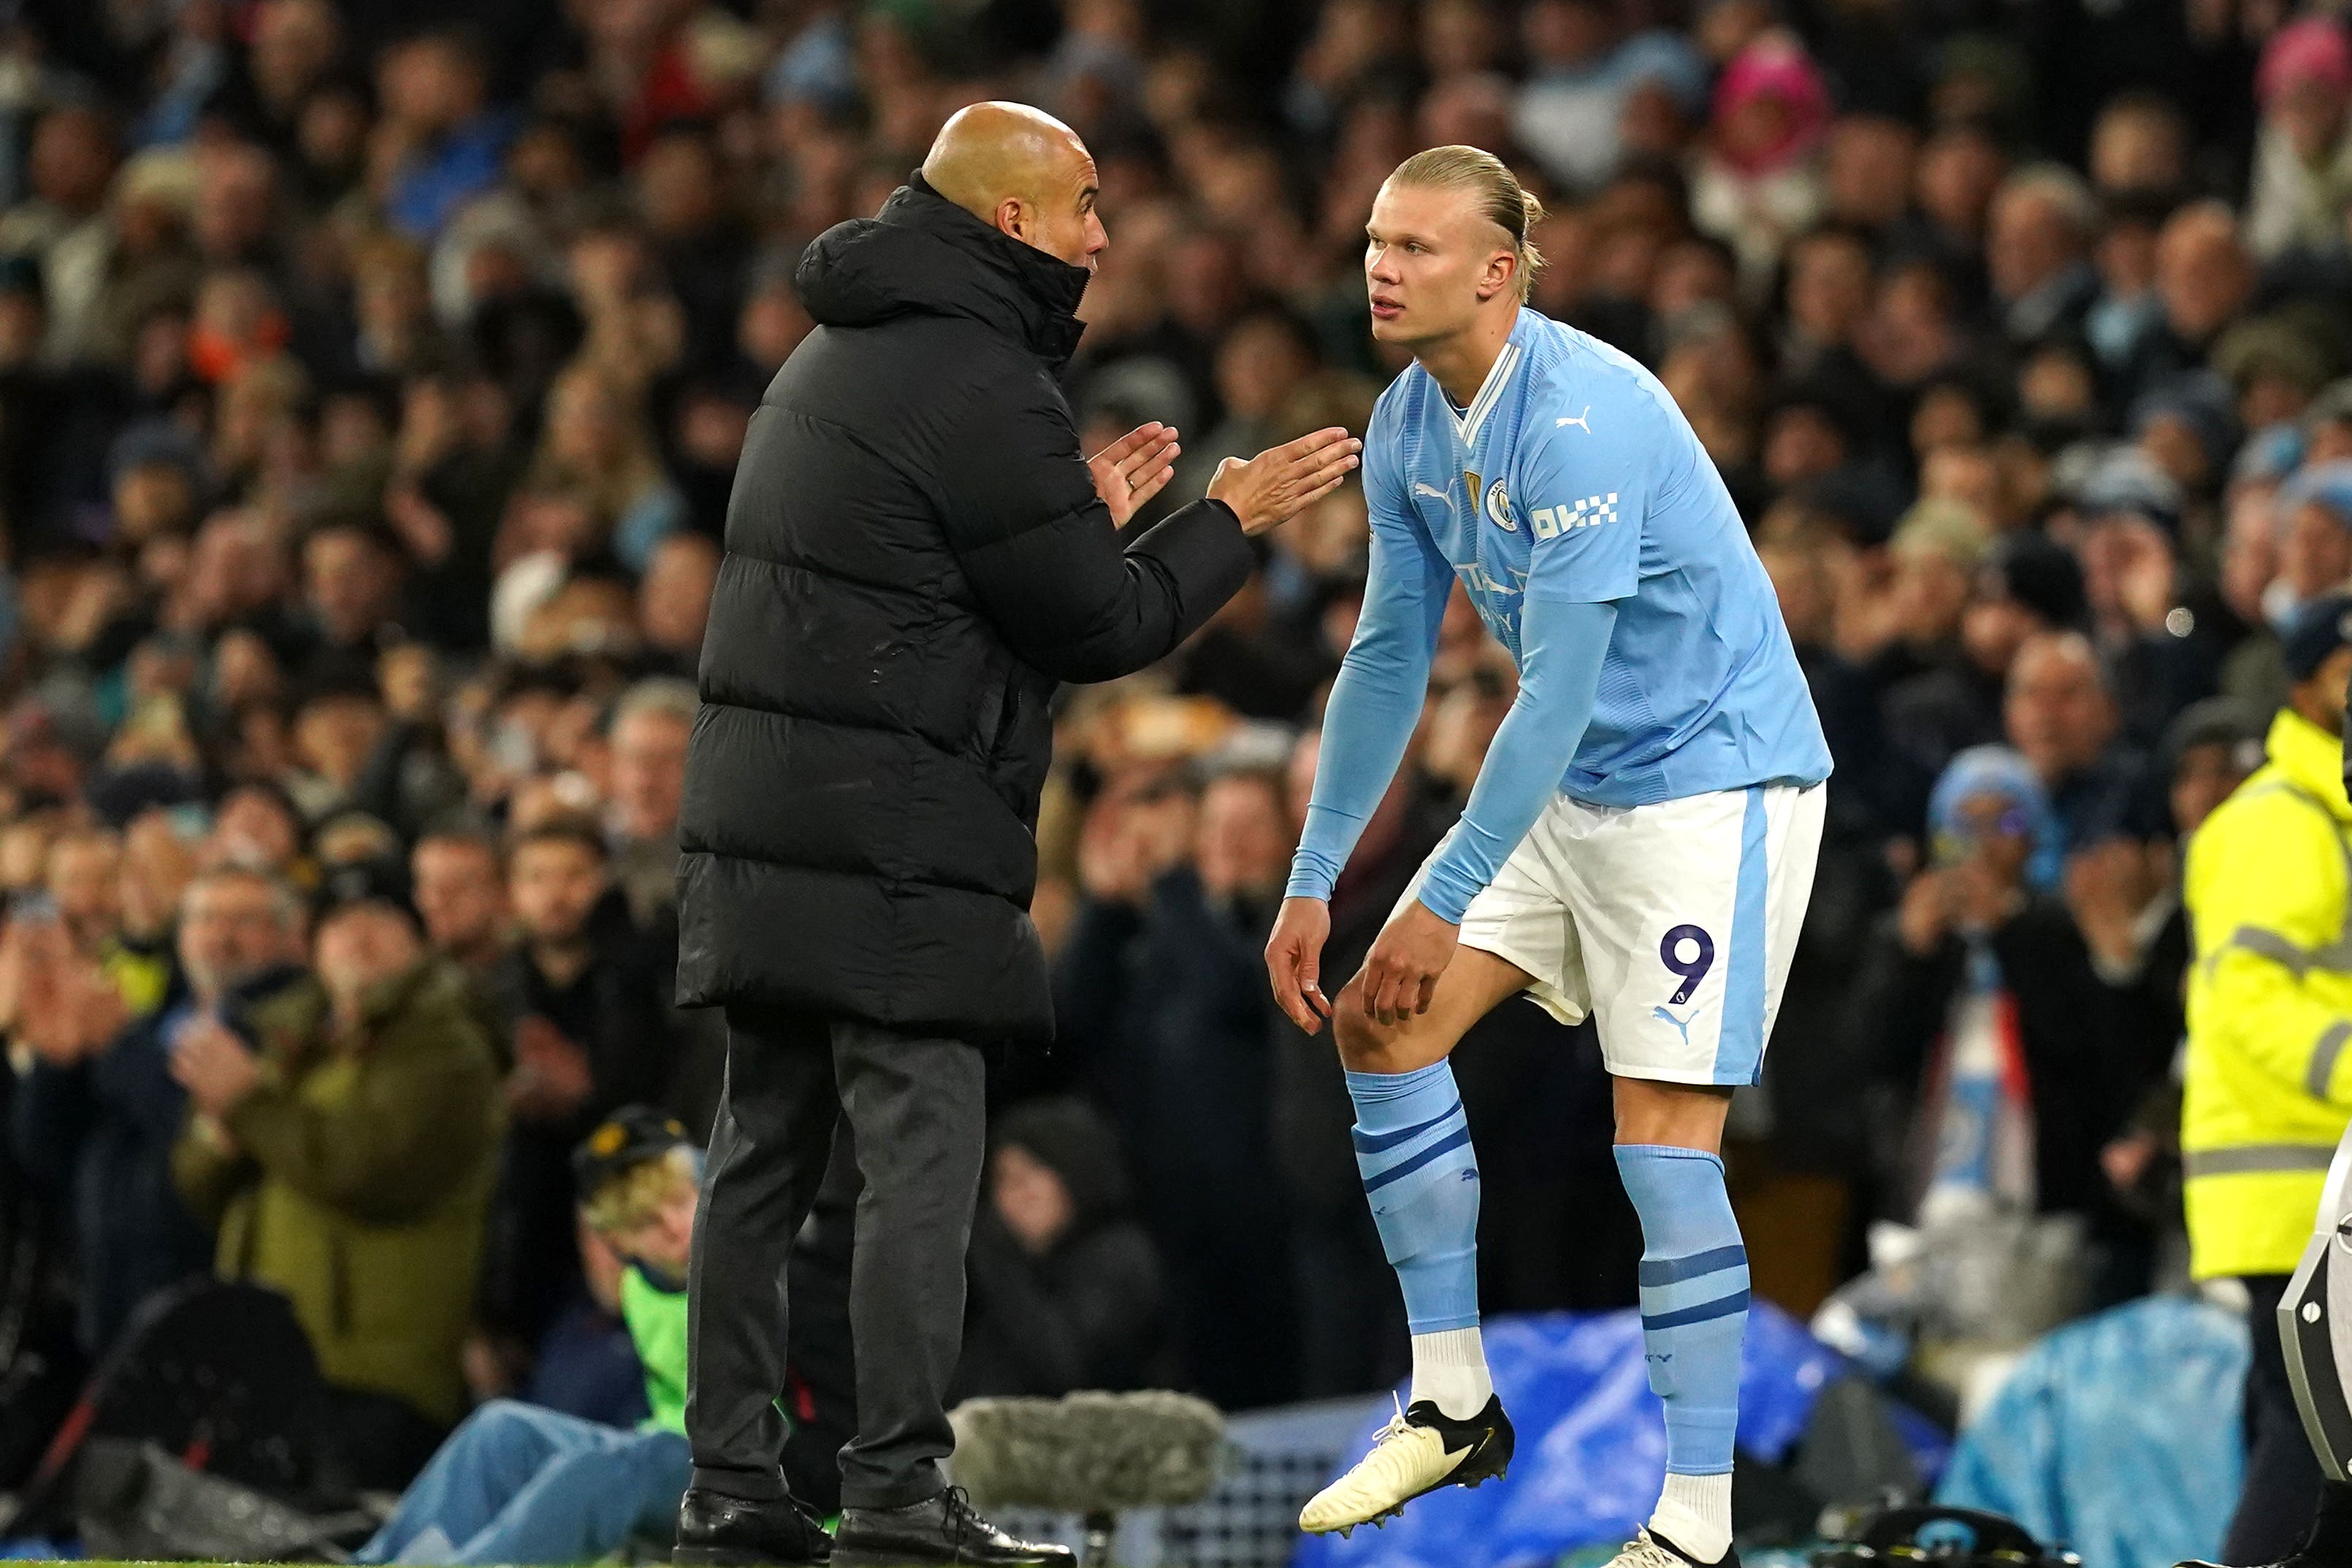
671, 102, 1360, 1567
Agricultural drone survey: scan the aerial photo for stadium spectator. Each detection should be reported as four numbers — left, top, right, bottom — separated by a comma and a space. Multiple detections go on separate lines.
2004, 630, 2164, 852
601, 676, 728, 1129
603, 678, 692, 928
2122, 201, 2258, 403
1053, 766, 1299, 1408
203, 781, 309, 884
7, 860, 305, 1351
1691, 32, 1831, 288
2085, 695, 2270, 1262
637, 533, 720, 676
480, 816, 668, 1374
1888, 529, 2087, 794
954, 1096, 1175, 1400
170, 893, 502, 1489
411, 829, 512, 982
2275, 462, 2352, 628
2246, 18, 2352, 260
1985, 165, 2102, 349
1849, 747, 2136, 1231
355, 1109, 704, 1567
1872, 500, 1991, 697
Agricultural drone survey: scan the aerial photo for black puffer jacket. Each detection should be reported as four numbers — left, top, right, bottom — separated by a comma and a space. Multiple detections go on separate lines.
676, 176, 1254, 1042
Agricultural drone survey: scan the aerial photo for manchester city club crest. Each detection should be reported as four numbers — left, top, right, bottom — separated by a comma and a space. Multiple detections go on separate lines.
1484, 475, 1516, 531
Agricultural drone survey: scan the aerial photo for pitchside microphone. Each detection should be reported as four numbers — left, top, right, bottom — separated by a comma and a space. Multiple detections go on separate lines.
949, 1391, 1226, 1566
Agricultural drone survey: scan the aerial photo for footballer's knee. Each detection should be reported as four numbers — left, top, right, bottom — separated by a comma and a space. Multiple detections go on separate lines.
1332, 980, 1428, 1074
1331, 979, 1388, 1070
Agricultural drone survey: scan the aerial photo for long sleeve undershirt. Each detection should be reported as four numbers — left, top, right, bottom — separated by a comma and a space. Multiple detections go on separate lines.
1286, 501, 1450, 905
1289, 589, 1619, 922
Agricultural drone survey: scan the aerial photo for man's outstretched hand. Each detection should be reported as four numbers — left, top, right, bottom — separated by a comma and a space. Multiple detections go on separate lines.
1266, 895, 1335, 1033
1088, 422, 1181, 527
1210, 427, 1362, 535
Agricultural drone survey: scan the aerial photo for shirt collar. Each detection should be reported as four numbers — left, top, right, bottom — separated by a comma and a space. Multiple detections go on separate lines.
1450, 309, 1533, 447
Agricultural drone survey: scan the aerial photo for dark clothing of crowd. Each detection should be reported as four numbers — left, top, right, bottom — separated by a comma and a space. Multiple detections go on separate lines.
954, 1097, 1174, 1402
9, 970, 213, 1353
0, 0, 2341, 1501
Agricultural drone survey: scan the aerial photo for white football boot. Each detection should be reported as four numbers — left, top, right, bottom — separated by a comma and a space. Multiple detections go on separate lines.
1297, 1393, 1514, 1536
1599, 1526, 1741, 1568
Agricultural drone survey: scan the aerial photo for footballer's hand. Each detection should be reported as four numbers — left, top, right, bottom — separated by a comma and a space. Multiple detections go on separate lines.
1088, 421, 1181, 528
1208, 427, 1362, 535
1362, 900, 1459, 1026
1266, 895, 1334, 1033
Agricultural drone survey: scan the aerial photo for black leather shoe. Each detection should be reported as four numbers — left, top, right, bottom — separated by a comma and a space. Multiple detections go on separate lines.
673, 1486, 833, 1567
830, 1486, 1075, 1566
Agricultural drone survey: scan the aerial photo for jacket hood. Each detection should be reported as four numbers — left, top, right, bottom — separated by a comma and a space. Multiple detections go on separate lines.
794, 173, 1091, 366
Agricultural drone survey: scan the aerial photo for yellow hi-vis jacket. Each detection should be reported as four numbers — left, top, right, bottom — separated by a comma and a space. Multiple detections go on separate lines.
2184, 706, 2352, 1280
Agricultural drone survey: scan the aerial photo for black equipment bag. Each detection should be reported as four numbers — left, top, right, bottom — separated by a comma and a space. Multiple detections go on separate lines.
69, 1438, 378, 1563
8, 1278, 335, 1536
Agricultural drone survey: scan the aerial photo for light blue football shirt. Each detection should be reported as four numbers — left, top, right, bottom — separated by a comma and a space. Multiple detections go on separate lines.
1286, 305, 1833, 917
1365, 306, 1830, 808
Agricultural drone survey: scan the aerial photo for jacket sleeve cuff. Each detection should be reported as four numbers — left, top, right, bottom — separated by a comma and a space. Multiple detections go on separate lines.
1125, 499, 1255, 644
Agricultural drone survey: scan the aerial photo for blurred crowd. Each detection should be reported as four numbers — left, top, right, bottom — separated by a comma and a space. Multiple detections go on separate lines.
0, 0, 2346, 1496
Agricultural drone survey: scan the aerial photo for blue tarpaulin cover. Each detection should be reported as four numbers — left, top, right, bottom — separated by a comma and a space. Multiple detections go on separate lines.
1936, 1293, 2248, 1568
1291, 1304, 1884, 1568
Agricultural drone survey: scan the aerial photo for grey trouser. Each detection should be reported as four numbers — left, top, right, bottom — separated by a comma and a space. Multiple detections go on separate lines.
684, 1006, 985, 1511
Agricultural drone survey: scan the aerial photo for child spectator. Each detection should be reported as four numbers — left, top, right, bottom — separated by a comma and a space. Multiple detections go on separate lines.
355, 1107, 742, 1567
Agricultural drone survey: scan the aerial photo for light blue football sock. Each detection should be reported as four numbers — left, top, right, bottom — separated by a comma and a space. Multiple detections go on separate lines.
1347, 1062, 1482, 1339
1615, 1144, 1747, 1481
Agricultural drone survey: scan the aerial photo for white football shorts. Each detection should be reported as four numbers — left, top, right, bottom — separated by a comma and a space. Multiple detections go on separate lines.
1394, 781, 1825, 1086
